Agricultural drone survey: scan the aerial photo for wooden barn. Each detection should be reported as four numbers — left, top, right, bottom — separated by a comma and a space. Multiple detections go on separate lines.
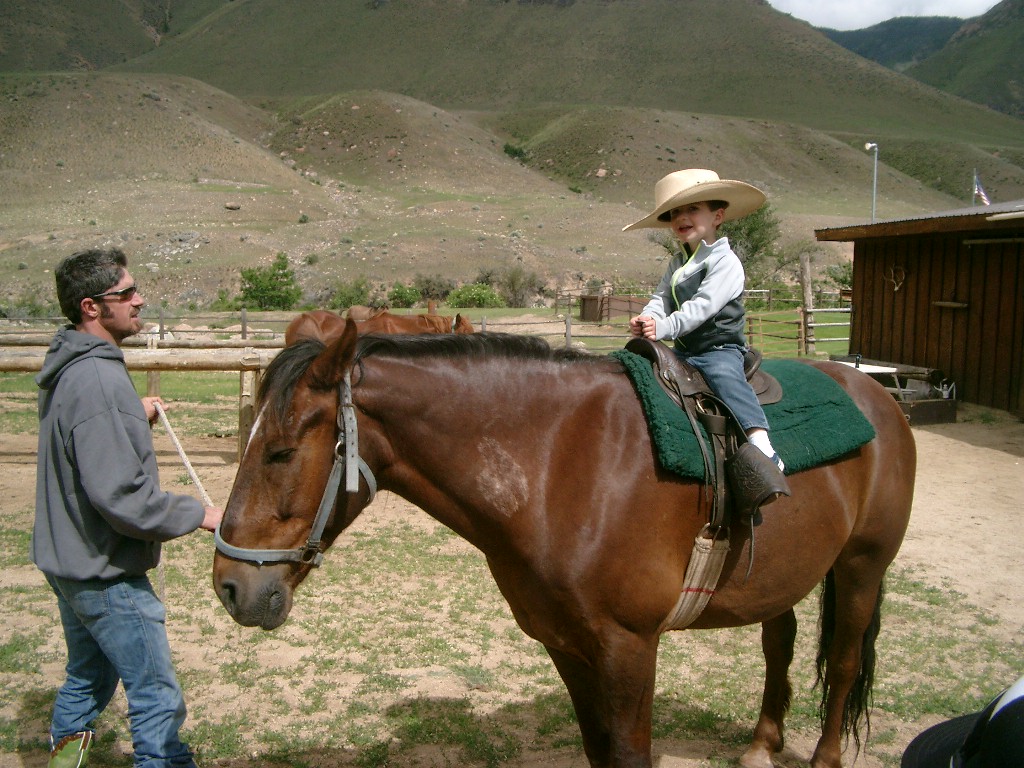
816, 201, 1024, 416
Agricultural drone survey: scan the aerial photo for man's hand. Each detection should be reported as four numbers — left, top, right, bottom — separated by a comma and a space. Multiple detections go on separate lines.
140, 396, 165, 425
200, 506, 224, 533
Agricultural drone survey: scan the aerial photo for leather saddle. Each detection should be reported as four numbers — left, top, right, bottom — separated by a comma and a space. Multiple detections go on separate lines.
624, 337, 782, 409
624, 337, 789, 531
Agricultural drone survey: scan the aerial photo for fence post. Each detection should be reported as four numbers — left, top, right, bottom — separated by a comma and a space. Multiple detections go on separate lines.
564, 314, 572, 348
238, 364, 263, 460
799, 254, 816, 357
240, 308, 248, 340
149, 308, 164, 396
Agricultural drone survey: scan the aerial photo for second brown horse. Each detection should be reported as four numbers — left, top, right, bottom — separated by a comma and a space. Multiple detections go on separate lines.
284, 308, 473, 345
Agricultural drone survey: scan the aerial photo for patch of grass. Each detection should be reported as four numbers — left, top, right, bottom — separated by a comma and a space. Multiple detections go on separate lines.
387, 697, 521, 768
0, 528, 32, 567
0, 632, 44, 674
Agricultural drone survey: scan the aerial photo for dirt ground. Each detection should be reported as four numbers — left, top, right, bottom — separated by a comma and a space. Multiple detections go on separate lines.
0, 401, 1021, 767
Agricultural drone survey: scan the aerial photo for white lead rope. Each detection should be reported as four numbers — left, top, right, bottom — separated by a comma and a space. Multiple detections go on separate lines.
154, 400, 214, 507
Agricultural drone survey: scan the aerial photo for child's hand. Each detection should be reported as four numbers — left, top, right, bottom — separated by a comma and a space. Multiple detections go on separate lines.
630, 316, 654, 339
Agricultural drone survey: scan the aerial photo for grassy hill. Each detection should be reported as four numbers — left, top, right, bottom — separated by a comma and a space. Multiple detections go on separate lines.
0, 0, 224, 71
1, 1, 1023, 313
0, 71, 982, 312
112, 0, 1024, 143
824, 17, 963, 71
907, 0, 1024, 118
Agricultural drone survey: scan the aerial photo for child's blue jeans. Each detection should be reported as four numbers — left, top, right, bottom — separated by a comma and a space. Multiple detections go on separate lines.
678, 343, 770, 432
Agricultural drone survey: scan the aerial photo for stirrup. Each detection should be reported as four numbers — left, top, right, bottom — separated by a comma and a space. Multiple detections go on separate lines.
48, 730, 93, 768
726, 443, 792, 518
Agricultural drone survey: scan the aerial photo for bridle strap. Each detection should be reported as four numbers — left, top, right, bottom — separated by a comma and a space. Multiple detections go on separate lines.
341, 372, 360, 495
214, 371, 377, 567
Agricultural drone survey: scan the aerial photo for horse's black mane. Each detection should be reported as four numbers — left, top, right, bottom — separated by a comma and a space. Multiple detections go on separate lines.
354, 331, 596, 365
258, 338, 327, 422
261, 332, 607, 419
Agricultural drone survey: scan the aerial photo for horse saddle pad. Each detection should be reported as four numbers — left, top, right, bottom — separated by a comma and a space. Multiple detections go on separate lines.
611, 350, 877, 480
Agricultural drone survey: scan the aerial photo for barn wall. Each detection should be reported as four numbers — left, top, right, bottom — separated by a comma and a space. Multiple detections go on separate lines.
850, 233, 1024, 413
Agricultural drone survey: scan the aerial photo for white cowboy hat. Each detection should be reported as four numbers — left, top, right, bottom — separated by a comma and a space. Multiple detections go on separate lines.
622, 169, 766, 232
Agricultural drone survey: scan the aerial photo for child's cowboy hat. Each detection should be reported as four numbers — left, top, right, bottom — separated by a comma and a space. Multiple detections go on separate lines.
622, 169, 766, 232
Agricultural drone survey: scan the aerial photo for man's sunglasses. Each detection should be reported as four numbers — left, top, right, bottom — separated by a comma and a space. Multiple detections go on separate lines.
91, 284, 138, 302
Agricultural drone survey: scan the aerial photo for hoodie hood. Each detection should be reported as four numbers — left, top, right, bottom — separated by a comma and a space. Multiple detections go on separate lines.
36, 326, 124, 391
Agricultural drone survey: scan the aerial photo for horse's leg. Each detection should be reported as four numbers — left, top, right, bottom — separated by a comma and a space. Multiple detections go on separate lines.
544, 637, 658, 768
810, 566, 886, 768
740, 608, 797, 768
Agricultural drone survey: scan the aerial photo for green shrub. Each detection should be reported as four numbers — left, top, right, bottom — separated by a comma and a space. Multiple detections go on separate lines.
503, 143, 528, 161
329, 277, 371, 310
209, 288, 236, 311
495, 264, 544, 308
1, 291, 60, 319
388, 283, 421, 309
824, 262, 853, 290
238, 252, 302, 310
412, 273, 455, 301
447, 284, 506, 308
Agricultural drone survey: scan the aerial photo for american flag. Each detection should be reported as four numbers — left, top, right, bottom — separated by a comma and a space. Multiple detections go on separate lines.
973, 171, 991, 206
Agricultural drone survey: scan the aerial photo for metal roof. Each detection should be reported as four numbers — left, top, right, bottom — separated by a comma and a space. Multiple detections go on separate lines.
815, 199, 1024, 242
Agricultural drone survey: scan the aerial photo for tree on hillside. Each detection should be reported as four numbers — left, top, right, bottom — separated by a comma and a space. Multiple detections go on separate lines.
238, 252, 302, 310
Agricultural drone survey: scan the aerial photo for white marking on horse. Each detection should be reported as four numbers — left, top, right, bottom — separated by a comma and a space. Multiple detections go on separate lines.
243, 407, 265, 459
477, 438, 528, 517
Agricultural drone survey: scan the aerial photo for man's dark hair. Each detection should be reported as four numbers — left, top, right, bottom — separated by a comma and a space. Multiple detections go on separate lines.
55, 248, 127, 324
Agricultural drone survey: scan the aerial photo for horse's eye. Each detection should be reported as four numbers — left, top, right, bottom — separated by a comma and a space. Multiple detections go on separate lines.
266, 447, 295, 464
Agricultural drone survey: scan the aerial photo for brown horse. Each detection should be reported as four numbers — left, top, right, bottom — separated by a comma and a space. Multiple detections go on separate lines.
284, 309, 473, 345
344, 304, 386, 322
213, 323, 915, 768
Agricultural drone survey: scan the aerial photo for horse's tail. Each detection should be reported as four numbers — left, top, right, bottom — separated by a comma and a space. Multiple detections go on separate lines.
814, 569, 884, 751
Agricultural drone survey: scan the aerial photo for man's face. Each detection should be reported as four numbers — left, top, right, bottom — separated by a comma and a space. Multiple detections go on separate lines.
93, 272, 145, 342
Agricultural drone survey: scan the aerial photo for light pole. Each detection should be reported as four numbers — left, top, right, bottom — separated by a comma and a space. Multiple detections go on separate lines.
864, 142, 878, 223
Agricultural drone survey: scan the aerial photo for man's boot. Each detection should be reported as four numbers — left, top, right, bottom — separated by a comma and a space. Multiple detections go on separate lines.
48, 730, 93, 768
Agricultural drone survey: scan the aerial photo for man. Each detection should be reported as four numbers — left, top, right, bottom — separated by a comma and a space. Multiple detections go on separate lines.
32, 248, 222, 768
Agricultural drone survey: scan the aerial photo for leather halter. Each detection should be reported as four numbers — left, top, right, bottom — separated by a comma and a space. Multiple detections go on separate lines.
214, 372, 377, 567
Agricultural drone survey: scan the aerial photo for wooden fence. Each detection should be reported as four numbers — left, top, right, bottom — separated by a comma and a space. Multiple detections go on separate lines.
0, 297, 852, 459
0, 346, 275, 459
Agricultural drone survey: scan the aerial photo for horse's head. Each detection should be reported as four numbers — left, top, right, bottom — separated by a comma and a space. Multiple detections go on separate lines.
213, 318, 373, 630
283, 309, 346, 346
453, 313, 474, 334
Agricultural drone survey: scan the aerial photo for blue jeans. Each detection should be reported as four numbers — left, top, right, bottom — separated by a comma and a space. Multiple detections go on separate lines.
678, 344, 770, 432
46, 573, 197, 768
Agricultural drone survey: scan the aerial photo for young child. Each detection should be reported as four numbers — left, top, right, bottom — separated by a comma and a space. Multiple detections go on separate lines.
624, 168, 785, 476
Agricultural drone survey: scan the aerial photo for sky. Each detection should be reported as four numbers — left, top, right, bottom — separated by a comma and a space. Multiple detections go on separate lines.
767, 1, 1000, 31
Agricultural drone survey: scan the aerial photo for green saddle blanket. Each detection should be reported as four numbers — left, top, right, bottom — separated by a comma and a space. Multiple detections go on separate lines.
611, 351, 876, 479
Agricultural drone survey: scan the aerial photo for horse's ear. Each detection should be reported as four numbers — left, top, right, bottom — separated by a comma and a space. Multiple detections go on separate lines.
309, 318, 359, 388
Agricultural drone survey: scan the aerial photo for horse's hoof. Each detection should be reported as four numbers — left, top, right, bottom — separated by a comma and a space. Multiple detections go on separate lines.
738, 746, 775, 768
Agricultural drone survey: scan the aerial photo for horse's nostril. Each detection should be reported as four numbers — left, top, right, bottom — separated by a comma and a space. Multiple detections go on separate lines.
218, 579, 238, 612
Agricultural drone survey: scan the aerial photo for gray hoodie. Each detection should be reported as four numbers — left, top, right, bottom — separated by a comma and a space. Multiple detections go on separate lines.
32, 327, 205, 580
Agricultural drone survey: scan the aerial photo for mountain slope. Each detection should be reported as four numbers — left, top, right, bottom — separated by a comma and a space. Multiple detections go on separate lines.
906, 0, 1024, 118
823, 17, 962, 71
0, 72, 972, 309
112, 0, 1024, 144
0, 0, 224, 72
